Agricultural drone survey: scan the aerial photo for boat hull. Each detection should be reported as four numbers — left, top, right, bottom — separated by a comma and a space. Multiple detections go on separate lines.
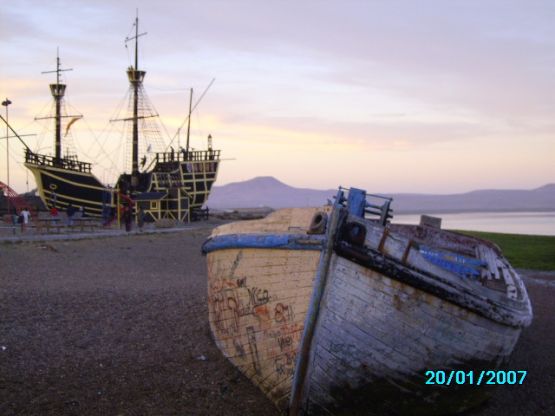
206, 208, 326, 411
299, 253, 521, 415
204, 191, 532, 415
26, 153, 220, 220
207, 247, 320, 410
26, 162, 112, 216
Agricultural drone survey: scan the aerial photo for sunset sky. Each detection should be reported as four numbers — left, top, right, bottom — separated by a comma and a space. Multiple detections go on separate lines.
1, 0, 554, 194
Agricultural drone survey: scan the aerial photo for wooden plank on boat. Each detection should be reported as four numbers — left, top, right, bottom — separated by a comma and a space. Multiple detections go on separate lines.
479, 245, 500, 280
475, 246, 490, 281
363, 223, 384, 250
382, 232, 410, 262
406, 249, 461, 281
498, 260, 518, 300
419, 215, 442, 229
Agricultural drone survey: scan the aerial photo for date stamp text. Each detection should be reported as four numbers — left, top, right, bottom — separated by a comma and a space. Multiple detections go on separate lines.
425, 370, 527, 386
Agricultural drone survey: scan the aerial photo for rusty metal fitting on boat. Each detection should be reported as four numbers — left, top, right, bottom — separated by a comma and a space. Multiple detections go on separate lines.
308, 211, 328, 234
341, 221, 367, 246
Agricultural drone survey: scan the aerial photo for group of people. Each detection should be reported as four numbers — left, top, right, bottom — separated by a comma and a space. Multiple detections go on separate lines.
49, 203, 85, 225
64, 203, 86, 225
15, 207, 31, 232
13, 204, 87, 233
13, 203, 145, 233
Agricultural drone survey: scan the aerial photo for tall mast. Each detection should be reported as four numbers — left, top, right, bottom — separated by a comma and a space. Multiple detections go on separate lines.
40, 50, 72, 161
186, 88, 193, 152
125, 12, 146, 188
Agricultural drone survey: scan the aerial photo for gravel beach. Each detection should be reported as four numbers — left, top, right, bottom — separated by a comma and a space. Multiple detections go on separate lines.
1, 228, 553, 415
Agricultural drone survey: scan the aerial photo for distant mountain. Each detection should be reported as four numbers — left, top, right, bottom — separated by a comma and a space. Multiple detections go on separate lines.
534, 183, 555, 192
207, 177, 555, 214
207, 176, 336, 209
391, 185, 555, 213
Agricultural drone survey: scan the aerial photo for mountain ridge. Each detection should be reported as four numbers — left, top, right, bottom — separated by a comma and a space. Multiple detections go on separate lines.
207, 176, 555, 214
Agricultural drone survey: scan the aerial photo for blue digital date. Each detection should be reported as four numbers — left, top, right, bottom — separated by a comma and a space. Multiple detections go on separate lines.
425, 370, 527, 385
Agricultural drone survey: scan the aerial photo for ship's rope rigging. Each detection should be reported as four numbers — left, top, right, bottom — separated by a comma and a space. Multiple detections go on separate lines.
70, 110, 122, 181
116, 82, 167, 174
0, 116, 34, 190
27, 71, 214, 186
0, 134, 24, 173
171, 78, 215, 147
30, 92, 125, 186
145, 81, 215, 150
30, 87, 202, 186
32, 98, 81, 157
142, 78, 215, 172
75, 94, 128, 162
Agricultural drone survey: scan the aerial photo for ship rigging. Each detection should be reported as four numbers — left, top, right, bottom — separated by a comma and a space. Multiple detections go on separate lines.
18, 15, 221, 223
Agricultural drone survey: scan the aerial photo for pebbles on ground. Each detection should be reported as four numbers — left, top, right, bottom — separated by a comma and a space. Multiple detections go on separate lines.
1, 230, 553, 415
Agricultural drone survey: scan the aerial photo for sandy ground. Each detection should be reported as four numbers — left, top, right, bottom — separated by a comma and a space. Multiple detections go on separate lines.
1, 228, 554, 415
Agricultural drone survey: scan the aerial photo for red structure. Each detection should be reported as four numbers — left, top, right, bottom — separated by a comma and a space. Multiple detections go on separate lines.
0, 181, 31, 215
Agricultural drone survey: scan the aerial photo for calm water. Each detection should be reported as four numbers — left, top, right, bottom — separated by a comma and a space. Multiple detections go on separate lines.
393, 211, 555, 236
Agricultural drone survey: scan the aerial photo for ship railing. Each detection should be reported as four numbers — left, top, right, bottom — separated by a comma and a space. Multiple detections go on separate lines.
155, 149, 221, 164
336, 187, 393, 226
25, 149, 92, 173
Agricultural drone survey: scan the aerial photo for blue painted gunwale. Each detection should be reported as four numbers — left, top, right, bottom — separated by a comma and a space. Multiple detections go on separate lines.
201, 233, 326, 254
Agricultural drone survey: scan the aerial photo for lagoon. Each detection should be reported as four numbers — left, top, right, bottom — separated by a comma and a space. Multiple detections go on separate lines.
393, 211, 555, 236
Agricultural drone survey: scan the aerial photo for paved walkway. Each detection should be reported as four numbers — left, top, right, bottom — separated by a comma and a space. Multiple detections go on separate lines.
0, 222, 218, 244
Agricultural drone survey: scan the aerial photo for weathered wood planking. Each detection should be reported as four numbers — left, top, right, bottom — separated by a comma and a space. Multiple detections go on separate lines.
207, 208, 325, 411
211, 207, 331, 237
204, 192, 532, 416
300, 254, 522, 415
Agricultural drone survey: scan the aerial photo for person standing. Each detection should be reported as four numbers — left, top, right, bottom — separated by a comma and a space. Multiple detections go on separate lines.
123, 204, 132, 232
101, 203, 110, 226
50, 206, 59, 225
137, 206, 145, 232
20, 207, 31, 232
16, 210, 24, 232
66, 203, 76, 226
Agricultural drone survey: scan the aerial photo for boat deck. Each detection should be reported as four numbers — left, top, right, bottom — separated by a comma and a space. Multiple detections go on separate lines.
375, 221, 525, 302
25, 149, 92, 173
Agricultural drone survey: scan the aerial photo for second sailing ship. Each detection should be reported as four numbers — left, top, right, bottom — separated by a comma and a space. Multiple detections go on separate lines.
24, 16, 220, 222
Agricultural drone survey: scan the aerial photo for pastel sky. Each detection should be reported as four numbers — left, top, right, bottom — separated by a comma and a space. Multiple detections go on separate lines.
1, 0, 554, 194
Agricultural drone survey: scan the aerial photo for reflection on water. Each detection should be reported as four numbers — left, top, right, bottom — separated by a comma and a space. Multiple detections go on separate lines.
393, 211, 555, 236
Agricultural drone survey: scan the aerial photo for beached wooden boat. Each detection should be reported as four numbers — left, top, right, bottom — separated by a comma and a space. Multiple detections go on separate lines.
202, 187, 532, 415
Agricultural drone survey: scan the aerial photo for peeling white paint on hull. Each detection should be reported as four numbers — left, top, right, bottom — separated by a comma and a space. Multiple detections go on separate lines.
301, 254, 522, 415
203, 188, 533, 416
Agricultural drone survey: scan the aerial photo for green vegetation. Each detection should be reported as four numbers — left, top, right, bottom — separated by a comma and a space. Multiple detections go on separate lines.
458, 231, 555, 271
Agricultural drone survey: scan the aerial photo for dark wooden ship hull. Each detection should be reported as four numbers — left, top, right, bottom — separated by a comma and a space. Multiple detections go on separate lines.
25, 149, 220, 221
25, 160, 111, 217
203, 188, 533, 415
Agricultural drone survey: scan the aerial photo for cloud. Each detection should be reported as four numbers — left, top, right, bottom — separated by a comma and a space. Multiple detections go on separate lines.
2, 0, 554, 193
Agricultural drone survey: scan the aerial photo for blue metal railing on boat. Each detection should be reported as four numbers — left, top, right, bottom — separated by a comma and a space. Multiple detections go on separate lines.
337, 187, 393, 226
419, 245, 486, 279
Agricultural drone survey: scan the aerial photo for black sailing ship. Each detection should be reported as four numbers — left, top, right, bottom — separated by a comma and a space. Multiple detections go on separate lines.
24, 16, 220, 222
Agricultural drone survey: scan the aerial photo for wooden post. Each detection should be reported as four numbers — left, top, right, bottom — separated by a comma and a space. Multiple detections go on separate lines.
289, 190, 343, 415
